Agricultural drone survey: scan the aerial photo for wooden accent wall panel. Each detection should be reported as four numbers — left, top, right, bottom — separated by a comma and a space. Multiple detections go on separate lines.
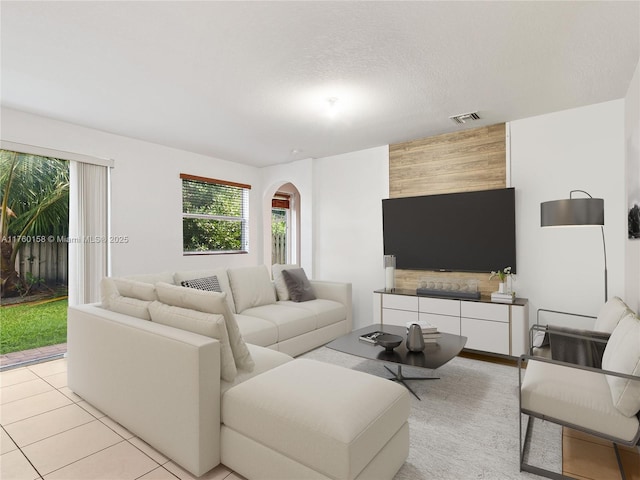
395, 270, 505, 299
389, 123, 507, 298
389, 123, 506, 199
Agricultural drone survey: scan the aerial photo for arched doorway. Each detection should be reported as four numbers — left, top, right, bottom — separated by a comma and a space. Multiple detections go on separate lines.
269, 182, 300, 266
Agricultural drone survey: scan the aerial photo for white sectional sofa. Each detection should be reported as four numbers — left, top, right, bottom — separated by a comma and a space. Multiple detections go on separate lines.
121, 264, 353, 356
67, 265, 410, 479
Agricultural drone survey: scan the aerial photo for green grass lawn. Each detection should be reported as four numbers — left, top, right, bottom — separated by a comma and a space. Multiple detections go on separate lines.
0, 298, 68, 354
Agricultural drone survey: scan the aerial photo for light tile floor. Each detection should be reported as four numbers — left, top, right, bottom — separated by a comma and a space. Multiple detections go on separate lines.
0, 358, 245, 480
2, 357, 639, 480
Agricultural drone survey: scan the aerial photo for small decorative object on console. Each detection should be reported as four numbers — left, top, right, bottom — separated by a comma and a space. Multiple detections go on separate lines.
416, 276, 480, 300
491, 291, 515, 304
490, 266, 515, 302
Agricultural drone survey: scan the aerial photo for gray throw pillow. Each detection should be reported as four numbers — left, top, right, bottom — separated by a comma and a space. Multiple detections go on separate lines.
281, 268, 316, 302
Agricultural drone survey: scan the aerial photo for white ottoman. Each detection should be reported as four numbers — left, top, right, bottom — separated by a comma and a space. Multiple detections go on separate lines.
221, 359, 410, 480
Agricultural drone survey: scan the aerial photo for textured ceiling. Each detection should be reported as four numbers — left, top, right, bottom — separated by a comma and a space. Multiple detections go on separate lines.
1, 1, 639, 167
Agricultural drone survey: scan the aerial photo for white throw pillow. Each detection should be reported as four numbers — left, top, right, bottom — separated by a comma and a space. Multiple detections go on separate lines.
100, 278, 152, 320
174, 269, 237, 313
112, 278, 157, 301
124, 272, 175, 285
148, 301, 237, 382
602, 312, 640, 417
101, 277, 119, 307
155, 282, 254, 371
109, 295, 152, 320
593, 297, 632, 333
272, 264, 299, 301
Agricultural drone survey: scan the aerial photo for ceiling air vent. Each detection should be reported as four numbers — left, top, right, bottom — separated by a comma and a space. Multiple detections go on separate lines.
449, 111, 481, 125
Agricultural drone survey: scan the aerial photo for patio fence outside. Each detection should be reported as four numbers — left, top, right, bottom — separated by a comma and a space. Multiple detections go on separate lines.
272, 232, 286, 265
13, 240, 68, 286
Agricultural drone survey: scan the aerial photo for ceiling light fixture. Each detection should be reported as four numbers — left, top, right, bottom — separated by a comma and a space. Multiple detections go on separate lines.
326, 97, 340, 118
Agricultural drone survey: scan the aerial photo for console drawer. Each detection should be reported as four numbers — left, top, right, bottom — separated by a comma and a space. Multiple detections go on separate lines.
419, 297, 460, 316
461, 318, 509, 355
382, 294, 419, 311
419, 312, 460, 336
460, 301, 509, 323
383, 308, 419, 326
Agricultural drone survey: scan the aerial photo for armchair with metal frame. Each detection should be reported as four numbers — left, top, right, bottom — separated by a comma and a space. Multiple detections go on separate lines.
519, 341, 640, 480
530, 308, 610, 368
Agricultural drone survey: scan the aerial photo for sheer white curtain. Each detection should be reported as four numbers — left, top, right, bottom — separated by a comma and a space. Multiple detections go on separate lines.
68, 161, 110, 305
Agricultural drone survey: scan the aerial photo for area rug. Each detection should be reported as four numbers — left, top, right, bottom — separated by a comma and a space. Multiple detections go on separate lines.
300, 347, 561, 479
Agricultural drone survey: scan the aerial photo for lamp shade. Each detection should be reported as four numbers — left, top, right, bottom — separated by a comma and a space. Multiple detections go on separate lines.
541, 198, 604, 227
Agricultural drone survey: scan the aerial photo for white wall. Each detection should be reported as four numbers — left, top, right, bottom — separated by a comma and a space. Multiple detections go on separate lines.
1, 108, 263, 276
510, 100, 626, 325
625, 61, 640, 313
312, 146, 389, 329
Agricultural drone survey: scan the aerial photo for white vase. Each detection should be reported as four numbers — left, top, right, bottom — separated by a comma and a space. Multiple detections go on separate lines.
498, 282, 506, 294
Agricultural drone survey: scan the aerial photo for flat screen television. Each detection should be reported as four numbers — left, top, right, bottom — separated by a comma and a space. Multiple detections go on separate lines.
382, 188, 516, 273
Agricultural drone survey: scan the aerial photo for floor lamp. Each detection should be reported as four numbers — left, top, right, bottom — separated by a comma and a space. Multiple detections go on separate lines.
540, 190, 607, 302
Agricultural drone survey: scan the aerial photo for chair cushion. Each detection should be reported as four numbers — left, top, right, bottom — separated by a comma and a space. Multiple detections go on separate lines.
155, 282, 254, 371
281, 268, 316, 302
222, 359, 409, 480
277, 299, 347, 328
602, 312, 640, 417
521, 359, 640, 442
593, 297, 632, 333
227, 265, 277, 313
148, 301, 237, 382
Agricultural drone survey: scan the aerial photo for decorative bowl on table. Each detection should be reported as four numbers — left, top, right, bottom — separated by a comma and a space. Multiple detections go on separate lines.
375, 333, 403, 352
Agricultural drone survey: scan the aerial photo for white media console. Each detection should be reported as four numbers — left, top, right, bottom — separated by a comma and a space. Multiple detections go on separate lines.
373, 289, 528, 357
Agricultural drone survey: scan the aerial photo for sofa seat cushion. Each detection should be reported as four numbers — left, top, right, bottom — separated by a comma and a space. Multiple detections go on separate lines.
222, 359, 409, 480
234, 314, 279, 347
241, 304, 316, 342
277, 299, 346, 329
221, 344, 293, 395
521, 359, 640, 442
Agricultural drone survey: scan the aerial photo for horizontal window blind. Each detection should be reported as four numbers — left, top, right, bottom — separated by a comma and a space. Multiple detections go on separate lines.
181, 174, 250, 254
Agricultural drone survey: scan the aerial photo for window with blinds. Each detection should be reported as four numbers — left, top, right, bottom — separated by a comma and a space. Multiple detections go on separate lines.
180, 174, 250, 254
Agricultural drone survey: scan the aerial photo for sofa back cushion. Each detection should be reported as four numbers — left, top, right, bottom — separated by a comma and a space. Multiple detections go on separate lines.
123, 272, 175, 285
101, 277, 154, 320
155, 282, 254, 371
227, 265, 277, 313
148, 301, 237, 382
593, 297, 632, 333
174, 269, 237, 313
602, 312, 640, 417
272, 264, 299, 301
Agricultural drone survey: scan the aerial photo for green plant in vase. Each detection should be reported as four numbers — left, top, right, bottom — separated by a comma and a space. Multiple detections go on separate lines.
489, 266, 514, 296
